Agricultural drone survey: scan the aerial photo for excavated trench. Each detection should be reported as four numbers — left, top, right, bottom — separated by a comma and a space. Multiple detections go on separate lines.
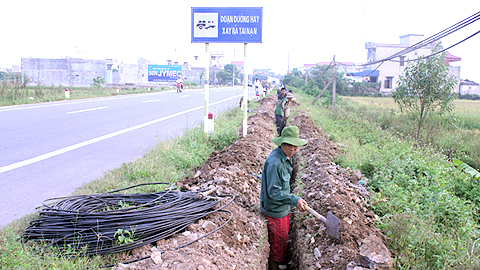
113, 95, 393, 270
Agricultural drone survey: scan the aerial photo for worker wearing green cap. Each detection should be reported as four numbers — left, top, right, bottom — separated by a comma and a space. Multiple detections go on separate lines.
260, 126, 308, 270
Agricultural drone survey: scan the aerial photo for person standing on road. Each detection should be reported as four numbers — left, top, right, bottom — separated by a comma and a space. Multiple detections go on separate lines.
260, 126, 308, 270
274, 92, 294, 136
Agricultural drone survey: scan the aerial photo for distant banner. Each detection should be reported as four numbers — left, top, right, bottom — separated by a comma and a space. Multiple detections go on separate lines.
148, 65, 182, 82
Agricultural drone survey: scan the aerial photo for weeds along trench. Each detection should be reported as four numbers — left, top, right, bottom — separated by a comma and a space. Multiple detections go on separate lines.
20, 95, 392, 269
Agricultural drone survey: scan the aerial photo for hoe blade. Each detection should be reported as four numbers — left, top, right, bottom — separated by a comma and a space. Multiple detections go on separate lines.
325, 212, 340, 240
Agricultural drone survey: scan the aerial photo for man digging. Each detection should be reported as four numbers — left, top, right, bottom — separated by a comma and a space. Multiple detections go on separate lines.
275, 92, 294, 136
260, 126, 308, 270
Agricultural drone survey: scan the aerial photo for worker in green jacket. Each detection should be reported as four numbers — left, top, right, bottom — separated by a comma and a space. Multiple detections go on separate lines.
260, 126, 308, 270
274, 92, 294, 136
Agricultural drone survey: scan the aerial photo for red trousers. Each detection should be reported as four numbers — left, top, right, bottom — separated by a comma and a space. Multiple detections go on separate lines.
266, 213, 290, 263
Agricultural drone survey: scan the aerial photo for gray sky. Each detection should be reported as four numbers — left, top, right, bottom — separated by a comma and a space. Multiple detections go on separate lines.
1, 0, 479, 83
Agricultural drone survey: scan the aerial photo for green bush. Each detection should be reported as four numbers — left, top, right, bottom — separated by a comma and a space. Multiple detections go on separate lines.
293, 92, 480, 269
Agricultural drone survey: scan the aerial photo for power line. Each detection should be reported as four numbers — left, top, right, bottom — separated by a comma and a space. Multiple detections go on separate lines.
389, 30, 480, 63
360, 11, 480, 66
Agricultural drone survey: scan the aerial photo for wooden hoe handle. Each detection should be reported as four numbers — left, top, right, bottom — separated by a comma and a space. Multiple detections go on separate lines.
304, 205, 327, 223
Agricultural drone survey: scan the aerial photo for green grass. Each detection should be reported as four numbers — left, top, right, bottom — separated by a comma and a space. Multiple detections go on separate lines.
0, 84, 209, 107
338, 96, 480, 172
293, 90, 480, 269
0, 99, 256, 269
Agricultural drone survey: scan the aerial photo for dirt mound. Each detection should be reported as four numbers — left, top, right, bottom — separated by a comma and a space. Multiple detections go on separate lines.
114, 95, 392, 270
289, 113, 392, 269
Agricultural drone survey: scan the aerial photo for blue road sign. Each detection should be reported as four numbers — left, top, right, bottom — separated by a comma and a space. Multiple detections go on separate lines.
191, 7, 263, 43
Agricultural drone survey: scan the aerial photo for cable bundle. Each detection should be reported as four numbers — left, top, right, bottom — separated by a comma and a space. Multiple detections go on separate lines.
22, 183, 231, 257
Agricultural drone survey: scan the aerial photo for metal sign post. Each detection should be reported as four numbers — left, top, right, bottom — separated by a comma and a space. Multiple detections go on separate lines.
243, 43, 248, 137
204, 43, 210, 133
192, 7, 263, 135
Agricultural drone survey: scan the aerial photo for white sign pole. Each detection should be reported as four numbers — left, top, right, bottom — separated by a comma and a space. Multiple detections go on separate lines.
204, 43, 210, 133
242, 43, 248, 137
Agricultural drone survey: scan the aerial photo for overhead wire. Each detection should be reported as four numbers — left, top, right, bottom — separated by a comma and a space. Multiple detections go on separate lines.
360, 11, 480, 66
388, 30, 480, 63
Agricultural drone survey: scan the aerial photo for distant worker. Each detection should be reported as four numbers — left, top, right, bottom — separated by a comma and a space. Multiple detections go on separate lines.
283, 93, 295, 125
263, 82, 269, 96
275, 92, 293, 136
260, 126, 308, 270
176, 76, 183, 93
254, 79, 262, 95
277, 87, 287, 105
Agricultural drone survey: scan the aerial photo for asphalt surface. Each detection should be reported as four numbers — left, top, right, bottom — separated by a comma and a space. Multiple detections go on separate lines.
0, 86, 256, 227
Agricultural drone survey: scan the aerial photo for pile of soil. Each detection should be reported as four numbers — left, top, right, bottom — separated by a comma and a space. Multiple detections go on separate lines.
114, 95, 392, 270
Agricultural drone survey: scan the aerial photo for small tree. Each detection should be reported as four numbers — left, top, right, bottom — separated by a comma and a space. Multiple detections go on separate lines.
91, 76, 105, 88
393, 44, 457, 140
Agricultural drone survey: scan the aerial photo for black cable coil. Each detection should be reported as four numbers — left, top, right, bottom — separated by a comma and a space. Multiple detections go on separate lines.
22, 182, 234, 258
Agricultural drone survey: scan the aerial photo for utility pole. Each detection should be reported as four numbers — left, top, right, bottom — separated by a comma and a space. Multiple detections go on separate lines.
287, 51, 290, 74
332, 55, 336, 109
304, 69, 308, 91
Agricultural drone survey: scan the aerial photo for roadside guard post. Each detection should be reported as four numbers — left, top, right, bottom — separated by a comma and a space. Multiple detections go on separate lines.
206, 112, 214, 133
65, 88, 70, 99
191, 7, 263, 136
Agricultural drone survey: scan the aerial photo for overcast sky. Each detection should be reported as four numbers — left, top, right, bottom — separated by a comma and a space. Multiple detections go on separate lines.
1, 0, 479, 83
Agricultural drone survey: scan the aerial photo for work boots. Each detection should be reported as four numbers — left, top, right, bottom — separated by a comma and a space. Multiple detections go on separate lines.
268, 260, 279, 270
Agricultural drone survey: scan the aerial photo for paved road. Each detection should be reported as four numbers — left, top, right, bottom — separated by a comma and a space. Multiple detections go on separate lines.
0, 86, 256, 227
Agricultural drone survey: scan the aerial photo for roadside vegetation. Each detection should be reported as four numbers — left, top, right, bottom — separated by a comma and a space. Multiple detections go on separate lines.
279, 45, 480, 269
2, 45, 479, 268
0, 102, 250, 269
0, 71, 201, 107
288, 88, 480, 269
2, 77, 479, 268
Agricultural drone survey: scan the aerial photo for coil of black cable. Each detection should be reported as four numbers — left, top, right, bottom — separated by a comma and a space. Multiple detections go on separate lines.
22, 182, 234, 257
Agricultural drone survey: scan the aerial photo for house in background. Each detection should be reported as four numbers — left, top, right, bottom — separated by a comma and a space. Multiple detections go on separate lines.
459, 79, 480, 95
365, 34, 461, 94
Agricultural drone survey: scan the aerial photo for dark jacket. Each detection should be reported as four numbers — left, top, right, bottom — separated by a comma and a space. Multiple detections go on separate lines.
260, 147, 300, 218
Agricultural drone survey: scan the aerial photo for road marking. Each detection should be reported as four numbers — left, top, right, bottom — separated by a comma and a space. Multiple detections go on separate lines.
0, 94, 243, 174
180, 95, 190, 98
67, 106, 107, 114
143, 99, 162, 103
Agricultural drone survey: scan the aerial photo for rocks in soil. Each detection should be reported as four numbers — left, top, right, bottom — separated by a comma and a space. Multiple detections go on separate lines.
112, 96, 392, 270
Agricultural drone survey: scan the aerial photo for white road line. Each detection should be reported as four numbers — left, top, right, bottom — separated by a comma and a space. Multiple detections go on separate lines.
143, 99, 162, 103
67, 106, 107, 114
0, 94, 243, 174
180, 95, 190, 98
0, 93, 162, 112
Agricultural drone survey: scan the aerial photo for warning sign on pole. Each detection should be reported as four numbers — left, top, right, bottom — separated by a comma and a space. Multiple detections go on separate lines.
191, 7, 263, 43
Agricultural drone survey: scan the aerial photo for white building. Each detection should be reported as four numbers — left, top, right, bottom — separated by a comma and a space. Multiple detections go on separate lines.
365, 34, 461, 94
459, 79, 480, 95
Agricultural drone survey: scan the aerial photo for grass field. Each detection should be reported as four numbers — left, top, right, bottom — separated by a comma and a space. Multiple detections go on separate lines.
342, 96, 480, 114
